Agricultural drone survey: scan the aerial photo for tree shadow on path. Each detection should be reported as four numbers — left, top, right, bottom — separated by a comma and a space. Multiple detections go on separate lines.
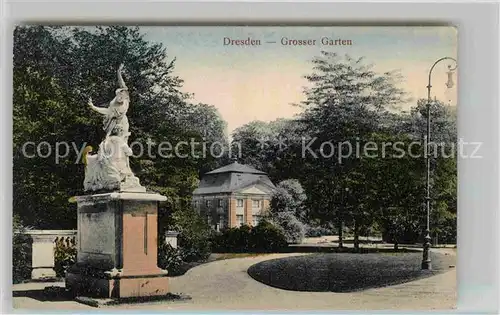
13, 285, 74, 302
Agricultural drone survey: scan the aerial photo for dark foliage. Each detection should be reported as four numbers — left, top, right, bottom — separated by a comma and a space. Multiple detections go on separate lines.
157, 243, 184, 275
173, 209, 214, 262
13, 216, 32, 283
212, 220, 288, 253
158, 201, 214, 263
13, 26, 228, 229
54, 237, 77, 278
305, 225, 332, 237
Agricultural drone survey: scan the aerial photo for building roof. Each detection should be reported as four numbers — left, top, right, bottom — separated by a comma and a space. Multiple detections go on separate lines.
193, 162, 275, 195
205, 162, 266, 175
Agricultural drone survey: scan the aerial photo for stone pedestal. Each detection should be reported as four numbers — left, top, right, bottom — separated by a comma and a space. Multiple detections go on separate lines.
23, 230, 77, 280
65, 192, 168, 298
29, 233, 57, 279
164, 231, 179, 249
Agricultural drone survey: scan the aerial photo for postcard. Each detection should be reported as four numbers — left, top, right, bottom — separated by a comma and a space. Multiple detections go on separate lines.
12, 25, 457, 311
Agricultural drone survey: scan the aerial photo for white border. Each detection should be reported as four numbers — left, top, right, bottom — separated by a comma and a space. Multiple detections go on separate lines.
2, 1, 499, 314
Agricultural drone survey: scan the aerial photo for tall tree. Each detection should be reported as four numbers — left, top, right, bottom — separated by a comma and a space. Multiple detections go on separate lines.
387, 99, 457, 244
299, 52, 407, 245
231, 118, 308, 182
13, 26, 227, 229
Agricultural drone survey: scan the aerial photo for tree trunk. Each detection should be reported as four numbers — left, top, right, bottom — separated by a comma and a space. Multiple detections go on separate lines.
394, 241, 399, 251
338, 216, 343, 248
353, 219, 360, 251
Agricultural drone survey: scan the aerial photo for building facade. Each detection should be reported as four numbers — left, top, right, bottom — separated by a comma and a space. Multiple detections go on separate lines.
192, 162, 276, 231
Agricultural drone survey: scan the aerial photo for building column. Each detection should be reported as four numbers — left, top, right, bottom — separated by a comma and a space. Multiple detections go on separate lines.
229, 198, 237, 228
263, 199, 270, 213
244, 198, 253, 226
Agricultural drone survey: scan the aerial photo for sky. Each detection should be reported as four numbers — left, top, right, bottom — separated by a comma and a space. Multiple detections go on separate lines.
141, 26, 457, 134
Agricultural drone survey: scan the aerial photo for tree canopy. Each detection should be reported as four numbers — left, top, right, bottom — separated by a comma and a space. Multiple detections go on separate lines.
230, 52, 457, 245
13, 26, 228, 228
13, 28, 456, 246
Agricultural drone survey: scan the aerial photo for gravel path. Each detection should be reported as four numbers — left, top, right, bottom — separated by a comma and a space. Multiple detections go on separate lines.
12, 248, 456, 311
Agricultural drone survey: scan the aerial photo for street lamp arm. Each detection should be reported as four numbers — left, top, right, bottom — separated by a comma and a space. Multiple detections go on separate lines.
427, 57, 458, 99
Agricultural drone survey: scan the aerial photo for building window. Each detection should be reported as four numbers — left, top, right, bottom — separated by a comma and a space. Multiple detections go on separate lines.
207, 214, 212, 225
252, 215, 261, 226
252, 199, 260, 208
237, 199, 244, 207
193, 200, 199, 207
236, 215, 244, 226
217, 215, 225, 231
218, 199, 224, 207
206, 200, 212, 207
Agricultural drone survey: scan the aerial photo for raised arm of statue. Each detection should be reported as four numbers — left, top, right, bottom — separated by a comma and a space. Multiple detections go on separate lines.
88, 97, 108, 115
117, 63, 127, 89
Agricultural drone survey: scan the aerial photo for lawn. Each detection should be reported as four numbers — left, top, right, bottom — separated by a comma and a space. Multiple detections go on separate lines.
210, 253, 271, 261
247, 251, 456, 292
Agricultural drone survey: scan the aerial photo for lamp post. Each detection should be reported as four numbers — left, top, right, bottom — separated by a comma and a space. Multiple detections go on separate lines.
422, 57, 457, 270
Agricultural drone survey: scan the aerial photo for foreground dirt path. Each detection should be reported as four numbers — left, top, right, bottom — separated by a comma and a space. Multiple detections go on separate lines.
12, 249, 456, 311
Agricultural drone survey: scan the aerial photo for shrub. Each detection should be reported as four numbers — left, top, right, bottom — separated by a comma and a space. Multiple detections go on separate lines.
305, 225, 331, 237
212, 220, 288, 253
271, 179, 308, 221
212, 225, 252, 252
54, 237, 77, 277
433, 215, 457, 244
358, 222, 382, 239
158, 243, 184, 274
269, 179, 308, 243
171, 208, 213, 262
249, 219, 288, 252
13, 215, 31, 283
381, 216, 420, 247
271, 212, 306, 244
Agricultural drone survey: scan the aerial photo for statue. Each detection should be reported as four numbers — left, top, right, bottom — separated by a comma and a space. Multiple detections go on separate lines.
88, 63, 130, 140
67, 65, 168, 299
83, 64, 146, 193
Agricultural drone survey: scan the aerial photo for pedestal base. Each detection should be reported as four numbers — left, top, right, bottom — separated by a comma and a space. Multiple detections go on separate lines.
66, 266, 169, 298
31, 267, 56, 280
65, 192, 169, 299
421, 260, 432, 270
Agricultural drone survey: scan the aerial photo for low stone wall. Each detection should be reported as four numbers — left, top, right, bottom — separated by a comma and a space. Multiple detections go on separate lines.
15, 229, 179, 281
